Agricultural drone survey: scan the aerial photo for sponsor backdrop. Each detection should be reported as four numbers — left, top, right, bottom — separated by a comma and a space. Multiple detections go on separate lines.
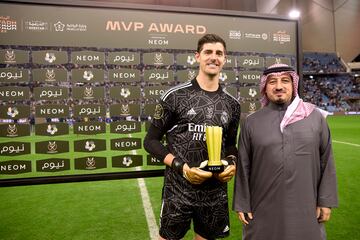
0, 2, 299, 182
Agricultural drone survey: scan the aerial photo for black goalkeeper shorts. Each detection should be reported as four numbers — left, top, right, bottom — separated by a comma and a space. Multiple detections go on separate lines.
159, 182, 230, 240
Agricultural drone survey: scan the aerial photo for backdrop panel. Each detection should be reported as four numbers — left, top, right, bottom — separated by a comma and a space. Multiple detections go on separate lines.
0, 1, 300, 185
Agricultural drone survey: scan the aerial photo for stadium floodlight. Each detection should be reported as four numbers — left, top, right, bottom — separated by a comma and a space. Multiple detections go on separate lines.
309, 75, 314, 79
289, 9, 300, 19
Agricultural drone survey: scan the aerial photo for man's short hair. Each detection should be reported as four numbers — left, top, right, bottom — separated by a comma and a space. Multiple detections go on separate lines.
197, 33, 227, 53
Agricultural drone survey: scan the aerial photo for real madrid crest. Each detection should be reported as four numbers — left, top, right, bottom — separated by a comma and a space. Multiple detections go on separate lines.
221, 111, 229, 124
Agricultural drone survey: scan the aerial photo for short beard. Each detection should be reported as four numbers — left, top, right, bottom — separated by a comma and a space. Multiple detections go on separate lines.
274, 99, 286, 104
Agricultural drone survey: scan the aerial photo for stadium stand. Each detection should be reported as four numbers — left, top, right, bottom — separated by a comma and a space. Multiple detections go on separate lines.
303, 52, 346, 73
302, 52, 360, 112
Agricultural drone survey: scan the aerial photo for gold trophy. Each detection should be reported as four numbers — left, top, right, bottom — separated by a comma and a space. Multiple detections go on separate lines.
205, 126, 224, 172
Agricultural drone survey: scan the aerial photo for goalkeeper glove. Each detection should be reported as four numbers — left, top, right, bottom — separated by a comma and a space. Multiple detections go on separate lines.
183, 160, 212, 185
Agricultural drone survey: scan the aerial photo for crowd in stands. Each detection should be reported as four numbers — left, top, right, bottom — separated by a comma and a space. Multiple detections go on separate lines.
302, 52, 360, 112
303, 52, 346, 73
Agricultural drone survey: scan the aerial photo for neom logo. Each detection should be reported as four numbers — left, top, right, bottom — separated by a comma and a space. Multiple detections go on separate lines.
36, 158, 70, 172
35, 105, 69, 118
0, 160, 31, 174
110, 121, 141, 133
0, 90, 25, 97
74, 122, 106, 134
111, 138, 141, 150
0, 142, 30, 156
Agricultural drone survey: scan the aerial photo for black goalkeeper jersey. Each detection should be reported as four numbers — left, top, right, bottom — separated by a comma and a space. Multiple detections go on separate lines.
146, 79, 240, 186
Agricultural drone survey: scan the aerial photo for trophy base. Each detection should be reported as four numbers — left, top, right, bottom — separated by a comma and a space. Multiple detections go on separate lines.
205, 165, 224, 173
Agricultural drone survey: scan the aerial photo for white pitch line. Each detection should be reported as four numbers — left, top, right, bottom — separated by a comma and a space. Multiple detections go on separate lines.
333, 140, 360, 147
132, 147, 158, 240
136, 167, 159, 240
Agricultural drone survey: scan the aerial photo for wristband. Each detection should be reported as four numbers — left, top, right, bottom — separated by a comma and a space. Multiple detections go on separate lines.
171, 157, 185, 175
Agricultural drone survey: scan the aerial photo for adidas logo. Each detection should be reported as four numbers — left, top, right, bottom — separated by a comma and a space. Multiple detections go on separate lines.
223, 225, 230, 233
187, 108, 197, 115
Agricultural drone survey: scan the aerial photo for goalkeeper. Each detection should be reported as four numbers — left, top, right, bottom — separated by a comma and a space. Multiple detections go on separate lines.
144, 33, 241, 240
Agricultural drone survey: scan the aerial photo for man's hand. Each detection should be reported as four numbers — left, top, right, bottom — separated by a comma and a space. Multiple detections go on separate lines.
317, 207, 331, 223
238, 212, 253, 225
183, 163, 212, 185
213, 156, 236, 182
214, 163, 236, 182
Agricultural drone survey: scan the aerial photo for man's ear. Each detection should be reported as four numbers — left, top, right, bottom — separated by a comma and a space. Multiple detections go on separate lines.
195, 51, 200, 63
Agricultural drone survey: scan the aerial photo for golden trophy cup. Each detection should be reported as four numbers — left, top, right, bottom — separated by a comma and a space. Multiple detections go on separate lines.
205, 126, 224, 172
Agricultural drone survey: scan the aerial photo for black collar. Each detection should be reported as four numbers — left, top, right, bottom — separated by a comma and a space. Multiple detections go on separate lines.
192, 78, 222, 94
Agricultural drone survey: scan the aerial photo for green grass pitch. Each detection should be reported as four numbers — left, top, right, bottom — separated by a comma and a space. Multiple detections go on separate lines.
0, 115, 359, 239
